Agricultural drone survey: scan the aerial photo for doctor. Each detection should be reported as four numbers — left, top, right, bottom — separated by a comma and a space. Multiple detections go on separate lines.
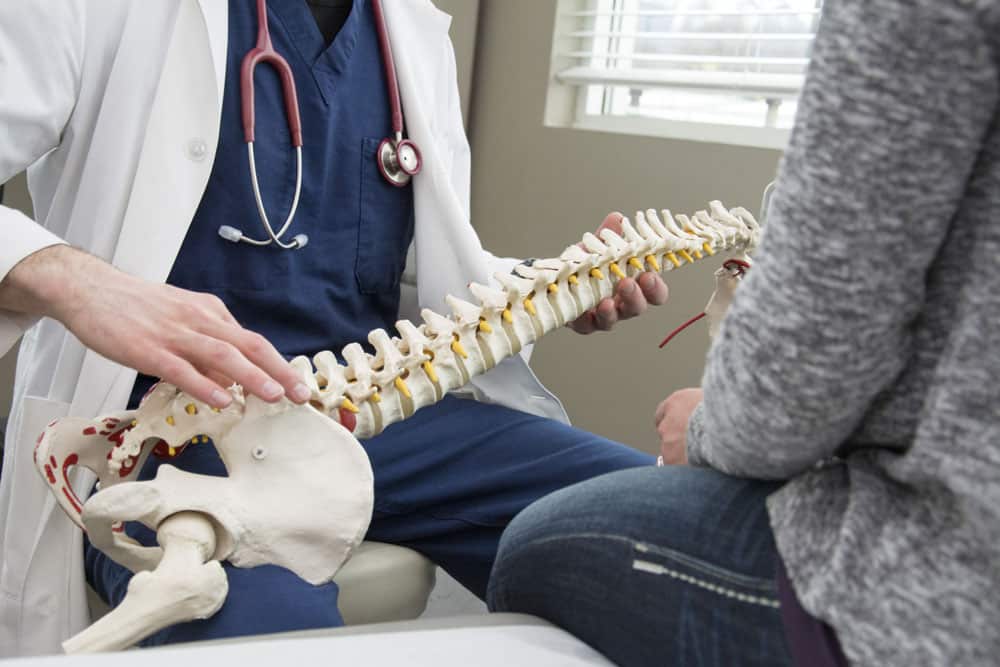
0, 0, 667, 655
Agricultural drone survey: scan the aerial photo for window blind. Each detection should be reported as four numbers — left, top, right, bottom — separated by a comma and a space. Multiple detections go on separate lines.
553, 0, 823, 132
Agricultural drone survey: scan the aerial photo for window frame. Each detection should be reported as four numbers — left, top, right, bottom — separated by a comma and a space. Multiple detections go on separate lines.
544, 0, 820, 150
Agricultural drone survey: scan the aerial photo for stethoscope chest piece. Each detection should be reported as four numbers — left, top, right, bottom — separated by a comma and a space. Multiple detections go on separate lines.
377, 137, 422, 187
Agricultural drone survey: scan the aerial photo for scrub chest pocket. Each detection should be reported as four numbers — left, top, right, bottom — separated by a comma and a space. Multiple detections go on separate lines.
356, 137, 415, 294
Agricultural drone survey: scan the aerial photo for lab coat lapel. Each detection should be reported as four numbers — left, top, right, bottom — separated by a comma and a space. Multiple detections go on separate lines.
381, 1, 491, 312
69, 0, 226, 420
111, 0, 223, 286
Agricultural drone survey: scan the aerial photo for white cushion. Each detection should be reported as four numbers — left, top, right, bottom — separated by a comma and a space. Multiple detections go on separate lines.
87, 542, 436, 626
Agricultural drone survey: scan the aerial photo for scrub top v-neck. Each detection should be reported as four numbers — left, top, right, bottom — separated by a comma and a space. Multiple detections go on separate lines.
129, 0, 414, 407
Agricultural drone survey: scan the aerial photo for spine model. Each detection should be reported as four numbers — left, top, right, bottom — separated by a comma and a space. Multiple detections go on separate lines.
298, 201, 759, 439
35, 200, 757, 653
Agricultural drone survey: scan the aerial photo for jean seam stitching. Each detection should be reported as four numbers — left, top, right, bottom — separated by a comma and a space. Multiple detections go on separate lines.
631, 558, 780, 609
633, 539, 775, 591
511, 532, 776, 594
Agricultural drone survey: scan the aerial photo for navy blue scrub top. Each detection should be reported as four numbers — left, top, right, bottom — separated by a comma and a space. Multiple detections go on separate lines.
130, 0, 413, 406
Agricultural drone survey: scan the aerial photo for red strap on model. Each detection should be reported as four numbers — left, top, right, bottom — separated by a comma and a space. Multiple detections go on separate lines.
658, 312, 706, 349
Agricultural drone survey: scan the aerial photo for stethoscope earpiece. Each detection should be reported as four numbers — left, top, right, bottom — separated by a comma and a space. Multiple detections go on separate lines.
218, 225, 308, 249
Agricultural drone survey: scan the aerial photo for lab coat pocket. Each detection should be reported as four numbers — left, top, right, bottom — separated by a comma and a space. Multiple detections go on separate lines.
355, 138, 415, 295
0, 395, 71, 598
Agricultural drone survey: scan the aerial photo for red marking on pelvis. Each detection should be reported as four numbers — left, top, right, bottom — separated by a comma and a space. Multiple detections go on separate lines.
61, 453, 83, 515
62, 487, 82, 514
118, 455, 138, 478
152, 439, 188, 460
44, 464, 56, 484
338, 408, 357, 433
82, 426, 97, 436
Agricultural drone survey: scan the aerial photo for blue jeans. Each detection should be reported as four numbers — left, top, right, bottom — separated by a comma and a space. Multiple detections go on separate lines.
85, 395, 652, 645
487, 466, 794, 667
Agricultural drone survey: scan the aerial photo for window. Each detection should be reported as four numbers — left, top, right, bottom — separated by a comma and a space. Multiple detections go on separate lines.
546, 0, 823, 149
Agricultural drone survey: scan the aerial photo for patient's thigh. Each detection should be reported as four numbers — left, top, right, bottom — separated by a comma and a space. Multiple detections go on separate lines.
500, 466, 781, 577
488, 466, 789, 666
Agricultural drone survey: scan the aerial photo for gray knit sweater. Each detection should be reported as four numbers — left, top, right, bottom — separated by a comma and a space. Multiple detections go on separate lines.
685, 1, 1000, 665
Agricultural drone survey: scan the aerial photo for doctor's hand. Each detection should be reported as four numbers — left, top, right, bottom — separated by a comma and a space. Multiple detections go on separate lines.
654, 388, 703, 466
0, 245, 311, 409
567, 212, 669, 335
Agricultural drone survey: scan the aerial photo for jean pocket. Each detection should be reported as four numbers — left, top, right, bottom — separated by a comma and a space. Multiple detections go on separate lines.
355, 137, 415, 295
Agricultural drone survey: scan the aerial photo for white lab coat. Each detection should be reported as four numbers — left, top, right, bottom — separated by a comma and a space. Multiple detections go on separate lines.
0, 0, 568, 656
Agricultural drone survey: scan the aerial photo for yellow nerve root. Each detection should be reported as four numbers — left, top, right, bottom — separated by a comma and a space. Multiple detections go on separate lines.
610, 262, 626, 280
666, 252, 681, 269
422, 360, 439, 383
394, 377, 412, 399
523, 296, 537, 316
589, 268, 605, 281
628, 257, 644, 272
478, 318, 493, 334
568, 275, 580, 286
702, 242, 716, 256
341, 398, 360, 414
502, 308, 514, 324
452, 336, 469, 359
644, 255, 661, 272
679, 250, 695, 264
547, 283, 559, 294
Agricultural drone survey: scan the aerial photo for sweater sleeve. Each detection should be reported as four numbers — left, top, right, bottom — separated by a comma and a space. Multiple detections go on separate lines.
687, 0, 999, 478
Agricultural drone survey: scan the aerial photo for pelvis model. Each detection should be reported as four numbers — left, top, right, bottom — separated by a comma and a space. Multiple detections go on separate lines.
35, 202, 758, 653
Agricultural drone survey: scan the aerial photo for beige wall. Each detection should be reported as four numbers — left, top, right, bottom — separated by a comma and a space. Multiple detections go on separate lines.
467, 0, 782, 454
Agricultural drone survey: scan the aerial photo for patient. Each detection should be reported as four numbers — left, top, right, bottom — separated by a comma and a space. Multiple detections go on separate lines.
487, 1, 1000, 665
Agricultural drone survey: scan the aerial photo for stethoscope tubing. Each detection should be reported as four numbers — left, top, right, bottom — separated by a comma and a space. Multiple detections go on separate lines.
371, 0, 403, 138
227, 0, 420, 250
245, 143, 304, 249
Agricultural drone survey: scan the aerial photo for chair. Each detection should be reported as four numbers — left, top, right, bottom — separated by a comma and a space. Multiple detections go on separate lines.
87, 541, 437, 628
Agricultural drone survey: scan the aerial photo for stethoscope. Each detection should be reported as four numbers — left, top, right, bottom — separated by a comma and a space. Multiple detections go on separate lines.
218, 0, 422, 250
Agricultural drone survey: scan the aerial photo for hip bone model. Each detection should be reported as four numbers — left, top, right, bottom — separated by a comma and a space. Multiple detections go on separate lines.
34, 201, 758, 653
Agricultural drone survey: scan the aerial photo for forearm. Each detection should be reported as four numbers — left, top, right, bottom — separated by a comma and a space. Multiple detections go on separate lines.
688, 0, 999, 478
0, 243, 90, 320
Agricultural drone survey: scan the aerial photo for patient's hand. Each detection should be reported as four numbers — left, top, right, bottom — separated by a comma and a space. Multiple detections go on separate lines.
567, 212, 669, 334
655, 388, 703, 465
0, 245, 310, 408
